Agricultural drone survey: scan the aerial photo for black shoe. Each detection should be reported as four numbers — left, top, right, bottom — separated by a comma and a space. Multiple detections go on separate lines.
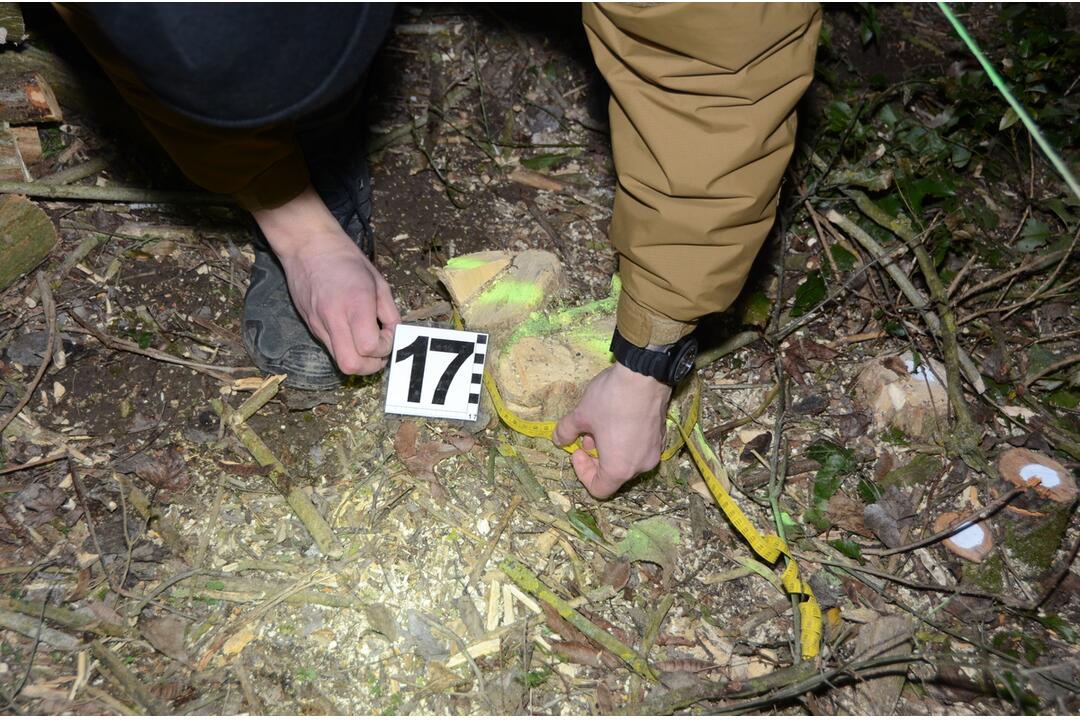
241, 155, 375, 390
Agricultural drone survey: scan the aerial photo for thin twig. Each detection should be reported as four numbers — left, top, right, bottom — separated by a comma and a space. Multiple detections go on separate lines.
1024, 352, 1080, 387
0, 274, 55, 437
467, 495, 522, 588
69, 315, 251, 383
1002, 224, 1079, 321
0, 451, 68, 476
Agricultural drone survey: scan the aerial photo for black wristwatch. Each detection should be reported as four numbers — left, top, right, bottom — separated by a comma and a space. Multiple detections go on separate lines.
610, 328, 698, 386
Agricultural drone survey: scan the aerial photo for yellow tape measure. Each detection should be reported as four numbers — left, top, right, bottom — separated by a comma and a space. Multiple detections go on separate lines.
455, 314, 821, 658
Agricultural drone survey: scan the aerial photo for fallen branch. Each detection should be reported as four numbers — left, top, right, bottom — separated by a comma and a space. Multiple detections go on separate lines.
0, 597, 132, 638
34, 156, 109, 186
169, 575, 362, 610
500, 557, 656, 683
211, 398, 343, 559
694, 330, 760, 370
71, 313, 253, 383
0, 179, 227, 205
90, 640, 169, 715
620, 654, 923, 715
825, 208, 986, 394
0, 608, 79, 650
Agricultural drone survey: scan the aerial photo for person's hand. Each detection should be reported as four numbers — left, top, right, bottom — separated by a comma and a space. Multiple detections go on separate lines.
253, 186, 401, 376
552, 363, 672, 499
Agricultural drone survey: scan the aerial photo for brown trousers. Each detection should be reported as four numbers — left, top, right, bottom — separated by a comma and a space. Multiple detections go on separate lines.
64, 3, 821, 346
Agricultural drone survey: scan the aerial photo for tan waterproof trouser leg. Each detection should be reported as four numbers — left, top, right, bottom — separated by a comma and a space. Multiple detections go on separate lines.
583, 3, 822, 346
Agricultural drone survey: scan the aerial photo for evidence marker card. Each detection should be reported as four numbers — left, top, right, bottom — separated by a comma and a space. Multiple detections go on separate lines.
385, 324, 487, 422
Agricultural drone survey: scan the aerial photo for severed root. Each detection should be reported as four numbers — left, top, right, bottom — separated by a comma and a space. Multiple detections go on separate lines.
500, 557, 657, 683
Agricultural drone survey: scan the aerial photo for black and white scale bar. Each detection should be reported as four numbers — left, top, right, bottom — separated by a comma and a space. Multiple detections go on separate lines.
467, 334, 488, 414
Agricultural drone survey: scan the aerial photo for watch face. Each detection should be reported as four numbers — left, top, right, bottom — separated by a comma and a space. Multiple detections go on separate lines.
671, 341, 697, 383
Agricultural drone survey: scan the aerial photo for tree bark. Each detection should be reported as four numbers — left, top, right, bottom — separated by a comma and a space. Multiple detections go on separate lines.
0, 193, 57, 291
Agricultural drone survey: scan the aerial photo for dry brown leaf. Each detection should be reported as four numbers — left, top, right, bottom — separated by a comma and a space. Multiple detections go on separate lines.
600, 557, 630, 593
394, 421, 418, 459
404, 440, 468, 481
541, 600, 588, 644
552, 640, 605, 668
827, 493, 873, 537
139, 615, 190, 662
83, 600, 126, 628
578, 607, 633, 645
657, 633, 696, 647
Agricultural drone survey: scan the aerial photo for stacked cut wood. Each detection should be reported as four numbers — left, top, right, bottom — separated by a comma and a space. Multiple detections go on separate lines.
0, 3, 26, 45
0, 4, 67, 292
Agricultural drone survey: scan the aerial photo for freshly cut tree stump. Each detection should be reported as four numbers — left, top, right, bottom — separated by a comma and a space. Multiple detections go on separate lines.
0, 122, 29, 181
0, 193, 57, 291
440, 252, 700, 437
933, 512, 994, 563
0, 71, 63, 124
436, 249, 563, 338
854, 351, 949, 439
994, 448, 1076, 581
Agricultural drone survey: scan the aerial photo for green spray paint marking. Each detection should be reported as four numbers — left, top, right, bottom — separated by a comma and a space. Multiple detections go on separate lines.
445, 256, 494, 270
471, 279, 544, 309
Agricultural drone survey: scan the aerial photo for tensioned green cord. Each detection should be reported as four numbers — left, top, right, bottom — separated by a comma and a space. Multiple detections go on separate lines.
937, 2, 1080, 202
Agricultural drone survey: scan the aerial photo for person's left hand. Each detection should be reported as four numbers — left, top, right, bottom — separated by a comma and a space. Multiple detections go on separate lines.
552, 363, 672, 499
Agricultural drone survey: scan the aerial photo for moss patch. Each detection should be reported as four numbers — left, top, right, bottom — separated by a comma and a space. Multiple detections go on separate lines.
963, 553, 1005, 593
1003, 505, 1072, 572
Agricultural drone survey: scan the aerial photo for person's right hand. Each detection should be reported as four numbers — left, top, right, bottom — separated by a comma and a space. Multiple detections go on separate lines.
253, 185, 400, 376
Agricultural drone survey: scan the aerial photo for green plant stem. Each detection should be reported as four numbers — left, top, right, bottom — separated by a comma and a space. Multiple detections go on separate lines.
937, 2, 1080, 201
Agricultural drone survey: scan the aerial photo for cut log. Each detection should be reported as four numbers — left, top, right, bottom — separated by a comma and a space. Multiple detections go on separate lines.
496, 312, 616, 420
11, 125, 41, 164
0, 193, 58, 291
854, 351, 949, 439
0, 122, 30, 181
0, 2, 26, 45
0, 71, 62, 124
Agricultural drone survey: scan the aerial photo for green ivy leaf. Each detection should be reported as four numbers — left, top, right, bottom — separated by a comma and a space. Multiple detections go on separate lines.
567, 509, 605, 544
791, 271, 826, 317
615, 517, 680, 581
829, 538, 864, 561
829, 245, 858, 272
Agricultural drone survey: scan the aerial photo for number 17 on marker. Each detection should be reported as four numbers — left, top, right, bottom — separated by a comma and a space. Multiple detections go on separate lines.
384, 324, 487, 421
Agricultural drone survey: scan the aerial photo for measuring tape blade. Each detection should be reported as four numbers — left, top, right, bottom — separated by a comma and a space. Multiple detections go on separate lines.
454, 312, 822, 658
